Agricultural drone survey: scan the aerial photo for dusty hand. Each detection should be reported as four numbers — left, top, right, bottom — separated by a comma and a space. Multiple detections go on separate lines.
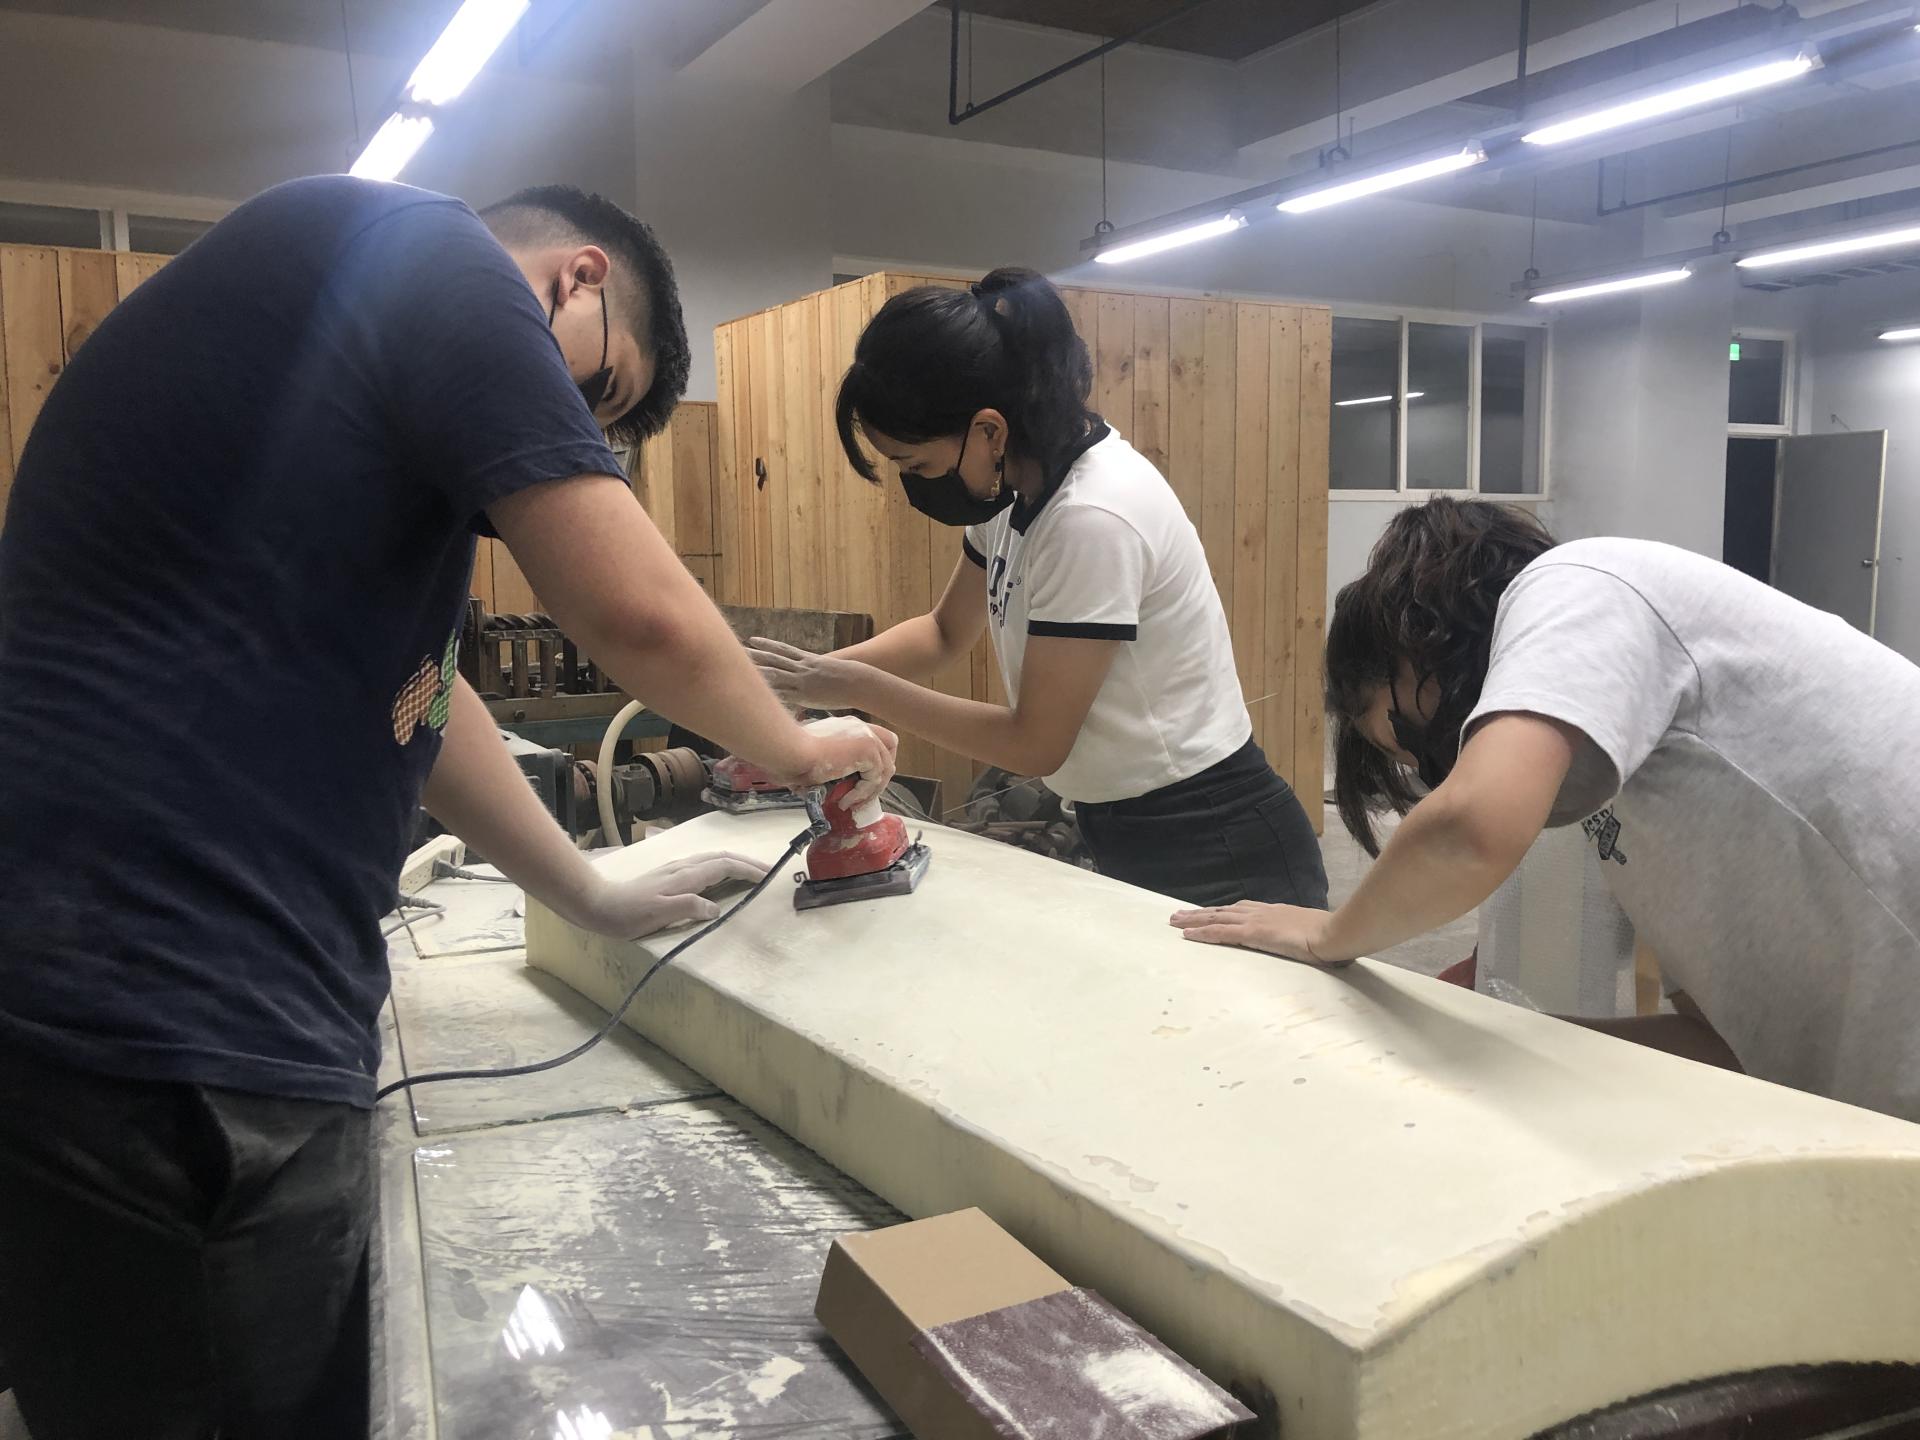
574, 851, 769, 939
1168, 901, 1351, 966
781, 714, 899, 806
749, 637, 870, 712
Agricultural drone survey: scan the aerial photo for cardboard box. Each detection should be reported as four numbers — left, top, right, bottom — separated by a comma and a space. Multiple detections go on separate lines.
816, 1209, 1253, 1439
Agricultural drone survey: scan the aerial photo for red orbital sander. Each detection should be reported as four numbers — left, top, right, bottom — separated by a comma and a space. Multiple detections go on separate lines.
702, 754, 811, 814
793, 777, 931, 912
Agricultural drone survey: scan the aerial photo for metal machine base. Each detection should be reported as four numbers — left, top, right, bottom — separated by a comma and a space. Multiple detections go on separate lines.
793, 843, 931, 911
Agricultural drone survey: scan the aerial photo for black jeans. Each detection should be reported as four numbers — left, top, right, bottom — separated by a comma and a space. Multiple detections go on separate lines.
0, 1046, 372, 1440
1075, 738, 1329, 910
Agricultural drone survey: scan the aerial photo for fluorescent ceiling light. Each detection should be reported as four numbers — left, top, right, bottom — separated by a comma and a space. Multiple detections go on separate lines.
1522, 53, 1814, 146
1528, 267, 1692, 304
1335, 392, 1425, 407
406, 0, 531, 106
349, 113, 436, 182
1095, 215, 1245, 265
1736, 223, 1920, 269
1881, 326, 1920, 341
1277, 146, 1485, 214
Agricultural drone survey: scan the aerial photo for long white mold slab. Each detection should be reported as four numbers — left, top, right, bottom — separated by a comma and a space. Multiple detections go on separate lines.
526, 811, 1920, 1438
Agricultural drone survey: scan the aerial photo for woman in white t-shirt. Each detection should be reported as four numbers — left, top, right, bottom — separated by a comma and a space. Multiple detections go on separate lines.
749, 268, 1326, 910
1172, 497, 1920, 1121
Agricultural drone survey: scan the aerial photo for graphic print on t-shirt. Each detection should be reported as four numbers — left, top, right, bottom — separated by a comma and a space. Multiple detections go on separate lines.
1582, 807, 1628, 865
392, 631, 458, 746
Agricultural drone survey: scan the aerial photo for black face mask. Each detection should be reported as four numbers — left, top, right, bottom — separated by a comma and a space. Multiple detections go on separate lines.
899, 427, 1014, 528
1389, 680, 1457, 791
549, 282, 613, 414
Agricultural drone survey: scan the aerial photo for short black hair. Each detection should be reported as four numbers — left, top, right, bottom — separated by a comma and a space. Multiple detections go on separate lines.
835, 267, 1094, 482
1327, 498, 1558, 855
480, 184, 688, 445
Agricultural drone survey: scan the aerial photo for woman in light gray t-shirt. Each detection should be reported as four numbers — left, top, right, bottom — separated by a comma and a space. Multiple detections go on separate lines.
1173, 497, 1920, 1122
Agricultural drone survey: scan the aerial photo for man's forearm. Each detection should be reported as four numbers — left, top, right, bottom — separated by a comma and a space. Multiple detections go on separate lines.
1317, 799, 1521, 962
420, 677, 601, 926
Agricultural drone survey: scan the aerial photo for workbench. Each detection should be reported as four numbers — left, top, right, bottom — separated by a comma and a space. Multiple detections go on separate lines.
372, 861, 907, 1440
376, 842, 1920, 1440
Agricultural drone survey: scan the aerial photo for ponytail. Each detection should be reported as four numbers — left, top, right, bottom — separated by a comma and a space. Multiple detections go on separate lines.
835, 267, 1094, 482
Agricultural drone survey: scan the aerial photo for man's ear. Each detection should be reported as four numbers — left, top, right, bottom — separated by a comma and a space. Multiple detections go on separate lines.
557, 243, 611, 299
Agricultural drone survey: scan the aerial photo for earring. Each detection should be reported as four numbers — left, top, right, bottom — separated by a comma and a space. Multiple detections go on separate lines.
989, 453, 1005, 497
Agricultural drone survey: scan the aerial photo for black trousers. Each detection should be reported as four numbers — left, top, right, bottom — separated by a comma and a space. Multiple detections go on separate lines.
0, 1045, 372, 1440
1075, 738, 1329, 910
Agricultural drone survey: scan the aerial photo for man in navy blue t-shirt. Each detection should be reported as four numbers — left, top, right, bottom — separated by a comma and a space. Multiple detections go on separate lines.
0, 177, 894, 1437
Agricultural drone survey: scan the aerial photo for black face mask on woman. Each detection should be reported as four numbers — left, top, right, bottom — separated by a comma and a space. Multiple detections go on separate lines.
1388, 676, 1460, 791
899, 426, 1014, 528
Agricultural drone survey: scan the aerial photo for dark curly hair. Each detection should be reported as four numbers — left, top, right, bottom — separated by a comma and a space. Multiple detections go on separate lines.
1328, 497, 1557, 855
480, 184, 688, 445
834, 267, 1095, 481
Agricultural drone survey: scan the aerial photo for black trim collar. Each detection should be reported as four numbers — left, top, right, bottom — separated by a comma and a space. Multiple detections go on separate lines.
1010, 419, 1111, 535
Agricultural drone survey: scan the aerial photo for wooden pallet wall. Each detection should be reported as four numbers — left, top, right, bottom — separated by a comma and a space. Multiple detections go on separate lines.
0, 243, 169, 532
715, 273, 1330, 831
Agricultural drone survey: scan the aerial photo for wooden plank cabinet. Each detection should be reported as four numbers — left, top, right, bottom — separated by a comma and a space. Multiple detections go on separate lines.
0, 243, 174, 531
715, 274, 1331, 831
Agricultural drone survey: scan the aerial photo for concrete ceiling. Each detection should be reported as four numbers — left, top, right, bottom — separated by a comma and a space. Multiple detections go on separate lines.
954, 0, 1383, 62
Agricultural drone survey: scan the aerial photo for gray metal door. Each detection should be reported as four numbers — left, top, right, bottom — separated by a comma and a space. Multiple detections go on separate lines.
1772, 431, 1888, 634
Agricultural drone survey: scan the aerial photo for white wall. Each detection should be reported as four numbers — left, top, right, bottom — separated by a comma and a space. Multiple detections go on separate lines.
632, 70, 834, 400
1801, 269, 1920, 662
1545, 265, 1734, 556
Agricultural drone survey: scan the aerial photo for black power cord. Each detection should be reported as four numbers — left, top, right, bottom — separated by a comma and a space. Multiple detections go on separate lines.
375, 825, 814, 1103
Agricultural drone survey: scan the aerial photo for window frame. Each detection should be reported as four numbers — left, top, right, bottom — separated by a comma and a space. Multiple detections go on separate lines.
1329, 302, 1552, 504
0, 181, 229, 254
1726, 328, 1795, 439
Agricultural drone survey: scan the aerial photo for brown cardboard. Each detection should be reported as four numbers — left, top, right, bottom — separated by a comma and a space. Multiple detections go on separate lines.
816, 1209, 1251, 1440
817, 1209, 1069, 1440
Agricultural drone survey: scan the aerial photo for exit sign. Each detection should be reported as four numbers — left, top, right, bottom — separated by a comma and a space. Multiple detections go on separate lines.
1730, 342, 1742, 361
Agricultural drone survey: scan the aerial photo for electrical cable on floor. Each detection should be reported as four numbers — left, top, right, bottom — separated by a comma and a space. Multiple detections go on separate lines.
381, 893, 446, 938
374, 824, 815, 1102
433, 861, 512, 883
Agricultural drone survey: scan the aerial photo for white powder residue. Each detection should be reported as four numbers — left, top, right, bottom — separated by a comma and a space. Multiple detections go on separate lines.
746, 1355, 805, 1405
1079, 1345, 1238, 1429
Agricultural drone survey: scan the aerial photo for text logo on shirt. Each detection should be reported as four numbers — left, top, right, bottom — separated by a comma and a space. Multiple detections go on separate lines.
987, 555, 1013, 629
1582, 808, 1628, 866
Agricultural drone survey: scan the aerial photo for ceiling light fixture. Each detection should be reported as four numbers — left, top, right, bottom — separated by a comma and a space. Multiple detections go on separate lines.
1736, 222, 1920, 269
1094, 215, 1246, 265
1334, 391, 1425, 407
1277, 145, 1486, 214
1880, 325, 1920, 341
405, 0, 532, 106
1521, 53, 1816, 147
348, 113, 436, 182
1528, 267, 1692, 303
347, 0, 530, 182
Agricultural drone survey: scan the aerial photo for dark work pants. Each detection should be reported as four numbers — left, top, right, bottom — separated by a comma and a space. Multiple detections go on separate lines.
1075, 738, 1330, 910
0, 1045, 372, 1440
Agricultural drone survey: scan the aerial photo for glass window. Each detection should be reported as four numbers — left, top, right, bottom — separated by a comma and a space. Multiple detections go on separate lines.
127, 214, 216, 256
1330, 316, 1400, 491
1480, 323, 1545, 494
1406, 322, 1471, 491
0, 200, 102, 248
1728, 336, 1786, 427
